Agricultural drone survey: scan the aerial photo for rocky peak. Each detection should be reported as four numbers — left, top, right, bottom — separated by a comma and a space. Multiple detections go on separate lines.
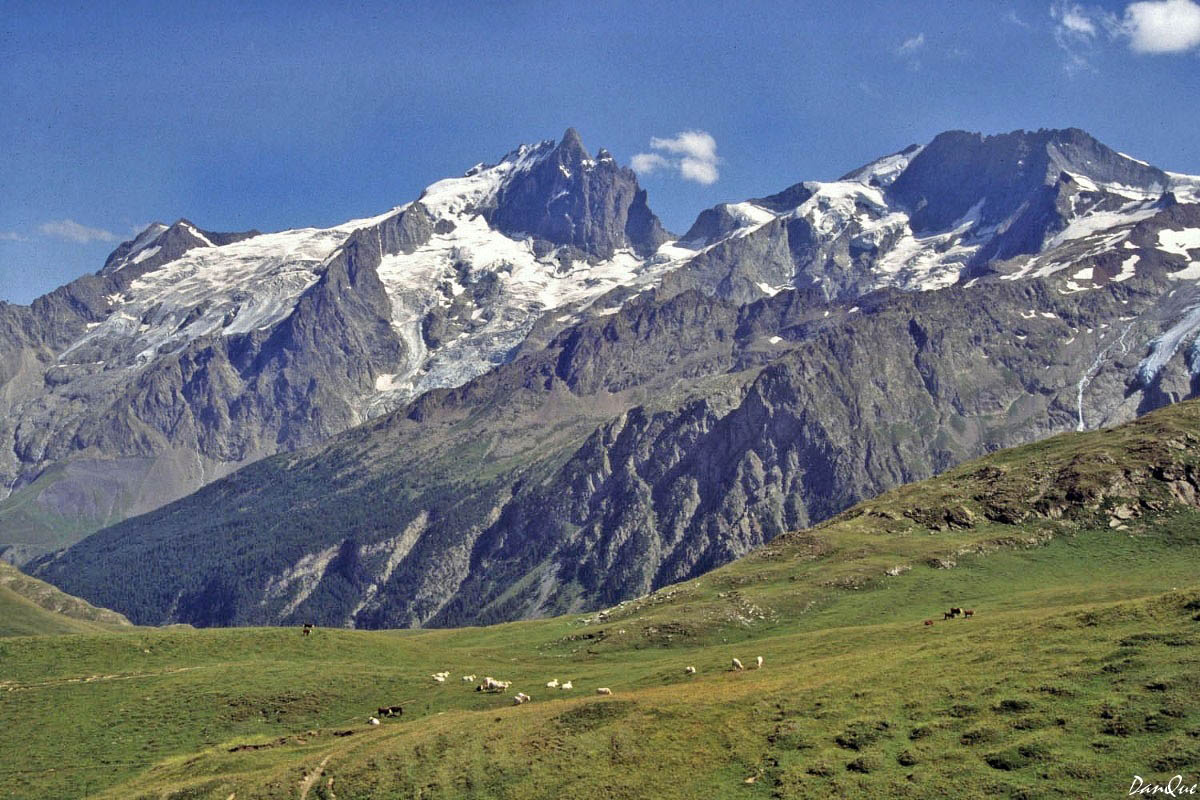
888, 128, 1170, 235
484, 128, 670, 259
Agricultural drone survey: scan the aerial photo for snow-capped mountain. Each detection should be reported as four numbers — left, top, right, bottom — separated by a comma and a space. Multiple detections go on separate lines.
26, 126, 1200, 630
664, 128, 1196, 304
0, 129, 680, 561
7, 126, 1200, 571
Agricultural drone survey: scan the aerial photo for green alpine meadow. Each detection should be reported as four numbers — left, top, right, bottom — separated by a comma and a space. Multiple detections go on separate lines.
3, 400, 1198, 799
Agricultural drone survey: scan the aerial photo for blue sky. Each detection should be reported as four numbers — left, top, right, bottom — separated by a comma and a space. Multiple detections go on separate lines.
2, 0, 1199, 303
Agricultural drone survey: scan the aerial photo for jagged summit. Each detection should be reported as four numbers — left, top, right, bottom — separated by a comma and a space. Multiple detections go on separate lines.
418, 127, 669, 259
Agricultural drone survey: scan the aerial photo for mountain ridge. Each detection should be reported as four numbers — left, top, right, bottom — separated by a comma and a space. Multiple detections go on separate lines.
14, 126, 1200, 630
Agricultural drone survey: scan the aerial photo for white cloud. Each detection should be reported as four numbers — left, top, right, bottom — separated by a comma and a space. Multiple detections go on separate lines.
630, 152, 669, 173
896, 33, 926, 55
0, 231, 25, 242
38, 219, 120, 244
1055, 2, 1098, 36
1051, 1, 1107, 72
631, 130, 720, 185
649, 131, 719, 164
1124, 0, 1200, 52
1005, 10, 1031, 28
1049, 0, 1200, 67
680, 158, 719, 185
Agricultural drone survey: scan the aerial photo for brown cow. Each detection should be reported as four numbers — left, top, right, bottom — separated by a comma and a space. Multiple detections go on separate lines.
949, 607, 964, 617
377, 705, 403, 718
923, 619, 935, 626
302, 623, 313, 636
943, 611, 956, 620
963, 609, 975, 619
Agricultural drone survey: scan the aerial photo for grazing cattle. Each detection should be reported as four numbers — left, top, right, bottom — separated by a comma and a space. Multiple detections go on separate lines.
512, 692, 531, 705
685, 666, 696, 674
546, 679, 559, 689
432, 675, 446, 683
732, 658, 744, 671
596, 687, 613, 696
462, 675, 476, 682
377, 705, 403, 718
964, 609, 975, 618
302, 623, 313, 637
367, 717, 380, 726
560, 681, 573, 690
943, 611, 956, 620
949, 607, 963, 617
924, 619, 935, 626
755, 656, 763, 669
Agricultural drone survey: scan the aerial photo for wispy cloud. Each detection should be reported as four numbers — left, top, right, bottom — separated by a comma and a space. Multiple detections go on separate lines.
1005, 10, 1032, 28
0, 231, 25, 242
896, 33, 926, 55
38, 219, 120, 244
1124, 0, 1200, 52
1050, 1, 1109, 72
858, 81, 881, 99
893, 32, 926, 70
1055, 2, 1099, 36
631, 131, 720, 185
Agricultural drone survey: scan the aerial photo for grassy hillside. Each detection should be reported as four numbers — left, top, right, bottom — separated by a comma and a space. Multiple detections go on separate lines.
3, 400, 1200, 798
0, 562, 131, 637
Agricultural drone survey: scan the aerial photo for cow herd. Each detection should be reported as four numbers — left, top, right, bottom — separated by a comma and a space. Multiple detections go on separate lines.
299, 603, 972, 732
924, 607, 976, 626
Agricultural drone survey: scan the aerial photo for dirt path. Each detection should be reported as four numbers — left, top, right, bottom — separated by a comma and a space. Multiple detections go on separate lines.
298, 754, 333, 800
1, 665, 209, 692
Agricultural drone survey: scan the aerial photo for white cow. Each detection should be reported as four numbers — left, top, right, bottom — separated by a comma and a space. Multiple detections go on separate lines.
596, 687, 613, 696
560, 681, 573, 690
732, 658, 744, 671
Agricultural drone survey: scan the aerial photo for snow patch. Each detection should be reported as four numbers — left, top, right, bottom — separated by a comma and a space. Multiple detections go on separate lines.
1167, 262, 1200, 281
130, 245, 161, 265
1113, 254, 1140, 282
1158, 228, 1200, 258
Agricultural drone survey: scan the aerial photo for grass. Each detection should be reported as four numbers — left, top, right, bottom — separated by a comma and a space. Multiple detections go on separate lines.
3, 401, 1200, 798
1, 522, 1196, 799
0, 562, 131, 637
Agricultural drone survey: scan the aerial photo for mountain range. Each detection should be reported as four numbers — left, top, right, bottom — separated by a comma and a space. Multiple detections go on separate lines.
9, 127, 1200, 627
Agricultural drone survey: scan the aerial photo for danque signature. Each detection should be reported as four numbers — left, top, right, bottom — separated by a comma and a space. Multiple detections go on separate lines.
1129, 775, 1199, 796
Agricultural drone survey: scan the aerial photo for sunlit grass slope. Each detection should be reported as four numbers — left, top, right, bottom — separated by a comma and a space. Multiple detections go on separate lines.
3, 400, 1200, 798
